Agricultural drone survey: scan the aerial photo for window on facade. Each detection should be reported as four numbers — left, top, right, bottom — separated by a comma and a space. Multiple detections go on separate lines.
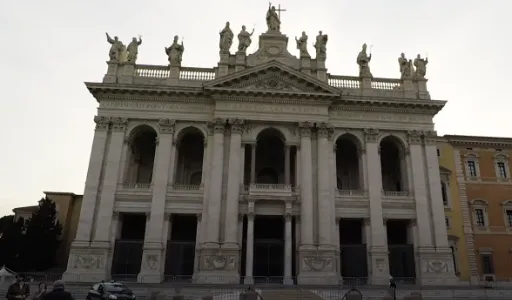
437, 148, 440, 157
475, 209, 485, 227
445, 218, 450, 228
441, 181, 448, 206
497, 162, 507, 178
481, 254, 494, 274
467, 161, 477, 177
506, 210, 512, 227
450, 246, 458, 274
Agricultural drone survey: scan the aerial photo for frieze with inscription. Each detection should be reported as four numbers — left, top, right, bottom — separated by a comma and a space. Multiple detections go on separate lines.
331, 110, 431, 123
216, 102, 327, 115
100, 101, 210, 113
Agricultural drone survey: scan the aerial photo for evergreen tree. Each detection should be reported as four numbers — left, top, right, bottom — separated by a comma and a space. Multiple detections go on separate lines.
0, 215, 25, 269
22, 197, 63, 271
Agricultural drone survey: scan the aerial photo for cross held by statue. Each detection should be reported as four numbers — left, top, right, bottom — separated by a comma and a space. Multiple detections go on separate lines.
276, 4, 286, 19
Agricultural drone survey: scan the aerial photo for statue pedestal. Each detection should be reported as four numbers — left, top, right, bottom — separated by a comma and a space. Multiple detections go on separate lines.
103, 61, 119, 83
217, 51, 230, 77
119, 64, 135, 84
246, 32, 297, 67
360, 77, 372, 89
167, 65, 180, 84
235, 51, 246, 72
300, 56, 311, 75
315, 57, 327, 82
402, 79, 414, 91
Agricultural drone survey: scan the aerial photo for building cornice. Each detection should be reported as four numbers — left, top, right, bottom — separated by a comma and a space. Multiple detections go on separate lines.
444, 135, 512, 148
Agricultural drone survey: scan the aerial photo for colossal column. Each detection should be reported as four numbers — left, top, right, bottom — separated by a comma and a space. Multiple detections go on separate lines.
223, 118, 244, 248
316, 123, 335, 248
138, 119, 175, 283
204, 118, 226, 246
363, 128, 389, 285
298, 122, 314, 247
92, 117, 128, 243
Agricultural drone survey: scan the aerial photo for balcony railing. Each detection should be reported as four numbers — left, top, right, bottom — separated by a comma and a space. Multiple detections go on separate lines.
247, 184, 294, 197
335, 189, 366, 197
382, 190, 410, 197
120, 182, 152, 189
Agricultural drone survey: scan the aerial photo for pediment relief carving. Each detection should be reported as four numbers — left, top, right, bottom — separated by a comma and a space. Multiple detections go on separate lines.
204, 61, 340, 96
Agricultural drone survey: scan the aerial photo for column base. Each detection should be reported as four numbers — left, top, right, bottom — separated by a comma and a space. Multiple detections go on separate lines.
137, 242, 165, 283
193, 247, 240, 284
369, 246, 390, 285
416, 247, 458, 286
62, 240, 110, 283
297, 247, 340, 285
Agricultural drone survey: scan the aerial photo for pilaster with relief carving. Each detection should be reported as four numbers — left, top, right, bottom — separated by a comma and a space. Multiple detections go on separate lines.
298, 122, 314, 248
316, 123, 335, 248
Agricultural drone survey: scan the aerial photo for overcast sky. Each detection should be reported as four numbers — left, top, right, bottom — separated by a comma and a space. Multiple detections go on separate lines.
0, 0, 510, 216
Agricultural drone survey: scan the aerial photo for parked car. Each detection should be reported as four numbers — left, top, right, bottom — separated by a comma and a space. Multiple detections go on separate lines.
86, 281, 136, 300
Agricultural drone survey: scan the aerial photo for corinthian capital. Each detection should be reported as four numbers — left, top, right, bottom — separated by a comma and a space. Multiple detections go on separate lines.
207, 118, 226, 134
317, 122, 334, 139
158, 118, 176, 134
407, 130, 422, 145
228, 118, 245, 134
298, 121, 313, 137
423, 130, 438, 145
111, 117, 128, 132
363, 128, 379, 142
94, 116, 110, 131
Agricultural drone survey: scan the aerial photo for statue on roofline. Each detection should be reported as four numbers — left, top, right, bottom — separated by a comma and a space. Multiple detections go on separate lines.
414, 54, 428, 79
126, 36, 142, 64
266, 3, 281, 32
295, 31, 310, 58
219, 22, 234, 53
106, 32, 127, 63
357, 43, 372, 78
165, 36, 185, 66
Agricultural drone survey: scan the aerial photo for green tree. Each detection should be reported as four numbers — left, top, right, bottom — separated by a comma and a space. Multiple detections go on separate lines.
22, 197, 63, 271
0, 215, 25, 269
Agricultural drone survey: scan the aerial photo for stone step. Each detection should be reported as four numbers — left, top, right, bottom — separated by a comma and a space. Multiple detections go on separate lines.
262, 289, 323, 300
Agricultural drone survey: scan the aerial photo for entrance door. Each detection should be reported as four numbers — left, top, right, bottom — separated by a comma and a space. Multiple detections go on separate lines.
252, 215, 284, 283
388, 244, 416, 281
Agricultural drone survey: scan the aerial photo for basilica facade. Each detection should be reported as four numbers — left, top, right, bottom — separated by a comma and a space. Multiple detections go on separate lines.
63, 10, 457, 285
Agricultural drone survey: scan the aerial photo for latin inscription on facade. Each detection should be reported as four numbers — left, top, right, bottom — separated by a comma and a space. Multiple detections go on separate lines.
100, 101, 210, 113
331, 110, 431, 123
216, 102, 327, 115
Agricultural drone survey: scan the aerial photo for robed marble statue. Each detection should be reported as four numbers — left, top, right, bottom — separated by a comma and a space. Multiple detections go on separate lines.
357, 43, 372, 78
314, 31, 328, 59
266, 4, 281, 32
237, 25, 255, 52
165, 36, 185, 65
295, 31, 310, 57
398, 53, 412, 79
414, 54, 428, 79
106, 32, 126, 62
219, 22, 234, 52
126, 36, 142, 63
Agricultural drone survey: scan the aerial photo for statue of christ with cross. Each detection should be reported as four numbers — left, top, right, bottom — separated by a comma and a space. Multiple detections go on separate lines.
266, 3, 286, 33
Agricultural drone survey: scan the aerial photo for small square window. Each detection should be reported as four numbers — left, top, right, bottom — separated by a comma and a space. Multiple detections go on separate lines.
475, 209, 485, 227
445, 218, 451, 228
437, 149, 440, 157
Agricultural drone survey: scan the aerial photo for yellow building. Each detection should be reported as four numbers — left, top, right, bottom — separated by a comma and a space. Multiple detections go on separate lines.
12, 191, 82, 270
436, 138, 474, 282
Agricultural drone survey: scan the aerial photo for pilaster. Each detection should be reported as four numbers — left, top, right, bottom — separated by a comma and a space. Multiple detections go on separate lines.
298, 122, 314, 248
244, 209, 255, 284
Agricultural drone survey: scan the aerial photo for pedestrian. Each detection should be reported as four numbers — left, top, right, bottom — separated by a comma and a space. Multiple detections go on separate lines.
388, 276, 397, 300
33, 283, 48, 300
6, 274, 30, 300
41, 280, 74, 300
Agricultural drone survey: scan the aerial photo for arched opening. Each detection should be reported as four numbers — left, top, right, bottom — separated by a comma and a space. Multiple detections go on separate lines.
380, 136, 406, 192
335, 134, 361, 190
255, 128, 285, 184
125, 125, 157, 186
174, 128, 205, 186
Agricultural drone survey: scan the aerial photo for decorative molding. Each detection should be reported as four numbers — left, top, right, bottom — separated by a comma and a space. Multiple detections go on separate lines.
208, 118, 226, 134
423, 130, 438, 145
158, 118, 176, 134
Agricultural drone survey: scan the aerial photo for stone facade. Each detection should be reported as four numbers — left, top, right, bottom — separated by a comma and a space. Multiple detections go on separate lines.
62, 11, 457, 285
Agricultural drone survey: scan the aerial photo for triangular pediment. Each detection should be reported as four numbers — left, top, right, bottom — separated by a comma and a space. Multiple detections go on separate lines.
204, 60, 340, 96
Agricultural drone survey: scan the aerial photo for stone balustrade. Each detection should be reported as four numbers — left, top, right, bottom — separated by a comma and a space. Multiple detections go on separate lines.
104, 62, 427, 94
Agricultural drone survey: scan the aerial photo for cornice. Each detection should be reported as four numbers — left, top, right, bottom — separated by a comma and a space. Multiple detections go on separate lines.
335, 97, 445, 113
205, 87, 339, 100
330, 104, 440, 115
444, 135, 512, 148
211, 95, 332, 106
